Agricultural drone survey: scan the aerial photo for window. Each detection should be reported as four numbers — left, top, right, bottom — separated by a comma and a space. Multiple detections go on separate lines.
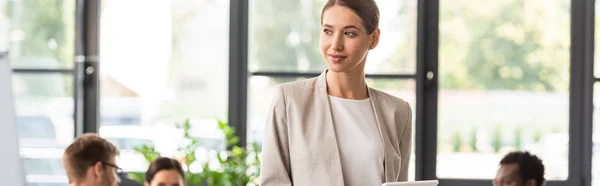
12, 74, 74, 147
12, 72, 73, 186
99, 0, 230, 173
22, 158, 65, 175
2, 0, 594, 185
18, 116, 57, 139
4, 0, 75, 69
20, 147, 68, 186
3, 1, 75, 185
106, 138, 154, 151
438, 0, 570, 180
248, 0, 418, 180
249, 0, 416, 74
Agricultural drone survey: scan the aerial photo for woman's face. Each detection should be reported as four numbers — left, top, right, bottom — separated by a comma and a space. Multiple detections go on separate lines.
145, 169, 184, 186
320, 5, 379, 73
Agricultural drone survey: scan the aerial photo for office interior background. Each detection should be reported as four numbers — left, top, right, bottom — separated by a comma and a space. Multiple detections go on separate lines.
0, 0, 597, 185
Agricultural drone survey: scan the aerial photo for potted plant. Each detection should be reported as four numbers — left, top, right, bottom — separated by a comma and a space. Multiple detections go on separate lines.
128, 119, 261, 186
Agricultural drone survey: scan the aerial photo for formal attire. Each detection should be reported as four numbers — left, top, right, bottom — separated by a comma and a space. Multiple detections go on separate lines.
329, 95, 384, 186
260, 71, 412, 186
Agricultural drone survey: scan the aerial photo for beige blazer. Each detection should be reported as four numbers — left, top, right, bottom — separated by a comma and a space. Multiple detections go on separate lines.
260, 71, 413, 186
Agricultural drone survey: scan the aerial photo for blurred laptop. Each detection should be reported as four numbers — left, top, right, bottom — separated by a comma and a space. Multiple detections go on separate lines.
382, 180, 439, 186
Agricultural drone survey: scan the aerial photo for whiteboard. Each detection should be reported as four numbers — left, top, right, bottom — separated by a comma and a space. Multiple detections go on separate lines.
0, 55, 25, 186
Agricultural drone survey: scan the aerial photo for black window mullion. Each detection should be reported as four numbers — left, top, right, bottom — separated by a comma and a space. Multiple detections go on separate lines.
229, 0, 250, 148
416, 0, 439, 181
570, 0, 595, 185
12, 68, 74, 74
74, 0, 100, 137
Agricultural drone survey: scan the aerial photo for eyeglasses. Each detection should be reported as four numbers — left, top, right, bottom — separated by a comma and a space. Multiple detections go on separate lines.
100, 161, 123, 175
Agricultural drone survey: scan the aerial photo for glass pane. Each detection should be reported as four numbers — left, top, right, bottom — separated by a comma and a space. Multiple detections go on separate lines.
249, 0, 417, 74
2, 0, 75, 68
0, 0, 8, 51
247, 76, 416, 180
13, 74, 73, 186
23, 155, 65, 175
438, 0, 570, 180
99, 0, 229, 173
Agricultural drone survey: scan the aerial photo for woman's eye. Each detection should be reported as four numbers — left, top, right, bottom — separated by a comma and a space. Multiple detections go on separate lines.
345, 31, 356, 36
323, 29, 333, 35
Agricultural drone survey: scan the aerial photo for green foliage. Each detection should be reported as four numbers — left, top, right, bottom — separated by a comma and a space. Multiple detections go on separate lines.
439, 0, 570, 92
128, 172, 146, 185
251, 0, 326, 84
252, 0, 570, 92
251, 0, 416, 84
491, 125, 503, 153
4, 0, 75, 97
514, 127, 523, 150
533, 130, 543, 143
129, 119, 261, 186
452, 131, 462, 152
179, 120, 203, 186
5, 0, 75, 65
469, 127, 478, 152
197, 121, 261, 186
135, 145, 161, 163
551, 125, 563, 133
127, 144, 163, 184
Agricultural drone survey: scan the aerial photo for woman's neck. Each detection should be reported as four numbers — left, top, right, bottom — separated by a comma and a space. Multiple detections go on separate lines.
69, 182, 89, 186
326, 67, 368, 100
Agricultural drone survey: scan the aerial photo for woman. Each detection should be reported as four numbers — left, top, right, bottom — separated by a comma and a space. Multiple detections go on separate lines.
260, 0, 412, 185
145, 157, 185, 186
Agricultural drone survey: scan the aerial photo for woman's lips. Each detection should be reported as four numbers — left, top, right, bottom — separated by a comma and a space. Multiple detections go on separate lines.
328, 54, 347, 63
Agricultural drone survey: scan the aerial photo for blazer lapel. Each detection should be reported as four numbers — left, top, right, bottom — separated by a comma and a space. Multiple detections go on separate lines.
368, 87, 401, 182
316, 71, 345, 185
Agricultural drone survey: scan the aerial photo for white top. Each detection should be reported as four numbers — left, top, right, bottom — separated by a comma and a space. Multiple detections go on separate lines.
329, 96, 384, 186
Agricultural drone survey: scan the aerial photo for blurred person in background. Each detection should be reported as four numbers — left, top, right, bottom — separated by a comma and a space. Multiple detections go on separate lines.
62, 133, 121, 186
494, 151, 546, 186
144, 157, 185, 186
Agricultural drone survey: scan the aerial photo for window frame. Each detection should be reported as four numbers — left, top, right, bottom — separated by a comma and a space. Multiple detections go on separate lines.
10, 0, 590, 185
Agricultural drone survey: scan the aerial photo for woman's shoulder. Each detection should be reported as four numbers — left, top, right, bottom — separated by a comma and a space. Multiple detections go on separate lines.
275, 77, 319, 93
369, 87, 411, 111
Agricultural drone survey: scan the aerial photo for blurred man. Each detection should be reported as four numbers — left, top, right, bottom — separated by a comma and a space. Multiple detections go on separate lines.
494, 151, 545, 186
62, 133, 121, 186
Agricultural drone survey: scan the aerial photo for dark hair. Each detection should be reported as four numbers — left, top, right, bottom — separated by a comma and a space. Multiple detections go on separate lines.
321, 0, 380, 34
500, 151, 545, 186
63, 133, 119, 182
145, 157, 185, 184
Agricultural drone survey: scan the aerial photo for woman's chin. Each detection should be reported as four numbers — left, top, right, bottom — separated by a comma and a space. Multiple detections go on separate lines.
327, 66, 350, 73
328, 60, 361, 72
